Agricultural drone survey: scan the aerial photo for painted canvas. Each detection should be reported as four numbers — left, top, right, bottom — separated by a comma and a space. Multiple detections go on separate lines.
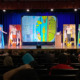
8, 25, 22, 47
0, 25, 7, 48
63, 24, 76, 48
77, 24, 80, 47
22, 16, 57, 42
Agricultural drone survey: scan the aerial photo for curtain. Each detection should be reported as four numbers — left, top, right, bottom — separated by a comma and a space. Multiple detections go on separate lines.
0, 12, 79, 45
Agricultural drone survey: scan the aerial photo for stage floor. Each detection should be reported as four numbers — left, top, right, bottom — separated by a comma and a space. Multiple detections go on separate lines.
2, 45, 77, 49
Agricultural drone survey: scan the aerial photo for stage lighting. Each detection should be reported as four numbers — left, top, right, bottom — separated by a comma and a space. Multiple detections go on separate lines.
50, 9, 54, 12
74, 9, 77, 12
3, 9, 6, 12
26, 9, 30, 12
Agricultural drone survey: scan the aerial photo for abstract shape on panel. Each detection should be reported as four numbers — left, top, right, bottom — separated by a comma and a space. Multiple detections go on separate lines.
41, 16, 47, 42
0, 25, 7, 48
63, 24, 76, 48
8, 25, 22, 47
36, 16, 41, 42
77, 24, 80, 47
47, 16, 56, 42
22, 16, 57, 42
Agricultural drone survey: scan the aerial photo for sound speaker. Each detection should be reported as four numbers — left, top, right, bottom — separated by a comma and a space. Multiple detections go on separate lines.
36, 45, 41, 49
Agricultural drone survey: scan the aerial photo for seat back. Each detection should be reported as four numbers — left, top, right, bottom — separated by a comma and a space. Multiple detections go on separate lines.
51, 69, 79, 75
50, 69, 79, 80
36, 69, 49, 80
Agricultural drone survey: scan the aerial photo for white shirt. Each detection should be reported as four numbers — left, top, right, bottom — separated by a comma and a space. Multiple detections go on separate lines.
10, 33, 12, 40
11, 28, 17, 35
66, 27, 71, 34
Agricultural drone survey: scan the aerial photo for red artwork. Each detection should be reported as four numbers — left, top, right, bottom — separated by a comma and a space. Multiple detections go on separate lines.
8, 25, 22, 47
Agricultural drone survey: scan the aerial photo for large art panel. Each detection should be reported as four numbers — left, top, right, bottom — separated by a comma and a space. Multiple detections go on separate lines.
8, 25, 22, 47
47, 16, 56, 42
63, 24, 76, 48
0, 25, 7, 48
77, 24, 80, 47
22, 16, 57, 42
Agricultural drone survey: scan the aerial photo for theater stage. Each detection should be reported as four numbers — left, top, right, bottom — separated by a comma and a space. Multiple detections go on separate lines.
3, 45, 77, 49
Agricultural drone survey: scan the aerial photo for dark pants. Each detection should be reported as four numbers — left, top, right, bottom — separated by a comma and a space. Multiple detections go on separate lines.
67, 34, 71, 42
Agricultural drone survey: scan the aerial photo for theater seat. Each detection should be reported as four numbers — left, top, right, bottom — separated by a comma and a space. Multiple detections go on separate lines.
36, 69, 49, 80
70, 63, 80, 69
50, 74, 76, 80
50, 69, 79, 80
36, 69, 48, 75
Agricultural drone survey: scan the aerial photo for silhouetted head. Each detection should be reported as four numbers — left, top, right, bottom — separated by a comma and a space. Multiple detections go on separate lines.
58, 54, 68, 64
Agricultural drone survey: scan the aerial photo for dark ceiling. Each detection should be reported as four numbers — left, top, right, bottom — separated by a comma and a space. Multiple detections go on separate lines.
0, 0, 79, 9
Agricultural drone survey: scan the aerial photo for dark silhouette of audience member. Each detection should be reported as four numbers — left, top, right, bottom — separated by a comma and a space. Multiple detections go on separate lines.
3, 55, 14, 67
3, 64, 39, 80
78, 54, 80, 63
76, 71, 80, 80
37, 51, 55, 64
70, 54, 78, 63
49, 53, 74, 75
8, 50, 12, 56
22, 53, 38, 68
10, 69, 39, 80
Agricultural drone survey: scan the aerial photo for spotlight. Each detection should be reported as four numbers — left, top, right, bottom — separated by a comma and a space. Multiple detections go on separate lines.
50, 9, 54, 12
74, 9, 77, 12
3, 9, 6, 12
26, 9, 30, 12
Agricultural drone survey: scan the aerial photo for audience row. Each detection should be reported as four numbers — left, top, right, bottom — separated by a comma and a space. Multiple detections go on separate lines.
0, 50, 79, 80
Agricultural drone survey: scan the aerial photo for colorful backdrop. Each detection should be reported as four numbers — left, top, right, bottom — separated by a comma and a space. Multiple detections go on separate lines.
22, 16, 56, 42
0, 12, 79, 45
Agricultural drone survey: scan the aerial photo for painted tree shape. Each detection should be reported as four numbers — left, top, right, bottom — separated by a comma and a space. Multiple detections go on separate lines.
48, 16, 56, 41
78, 24, 80, 46
42, 16, 47, 23
42, 26, 45, 41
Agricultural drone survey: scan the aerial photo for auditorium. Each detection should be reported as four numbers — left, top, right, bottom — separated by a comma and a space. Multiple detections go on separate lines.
0, 0, 80, 80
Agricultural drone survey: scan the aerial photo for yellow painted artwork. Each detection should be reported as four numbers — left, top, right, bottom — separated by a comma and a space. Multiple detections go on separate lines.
63, 24, 76, 48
